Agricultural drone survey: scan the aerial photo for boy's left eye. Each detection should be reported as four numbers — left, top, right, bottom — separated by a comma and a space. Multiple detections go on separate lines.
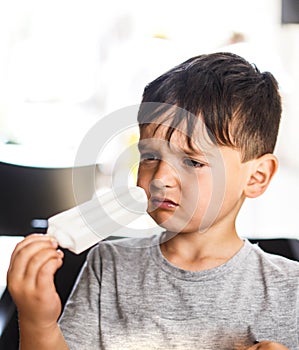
183, 158, 205, 168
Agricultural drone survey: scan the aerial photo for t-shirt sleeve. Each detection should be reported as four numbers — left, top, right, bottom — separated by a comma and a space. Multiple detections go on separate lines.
58, 246, 101, 350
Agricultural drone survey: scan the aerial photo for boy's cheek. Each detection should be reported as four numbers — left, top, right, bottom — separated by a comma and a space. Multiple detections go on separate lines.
136, 165, 143, 186
136, 168, 142, 186
136, 174, 149, 197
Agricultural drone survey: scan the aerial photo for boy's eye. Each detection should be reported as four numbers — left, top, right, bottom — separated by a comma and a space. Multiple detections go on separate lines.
140, 152, 160, 161
183, 158, 205, 168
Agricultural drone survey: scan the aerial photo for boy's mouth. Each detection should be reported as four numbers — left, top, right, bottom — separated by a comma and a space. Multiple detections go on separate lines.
150, 196, 178, 209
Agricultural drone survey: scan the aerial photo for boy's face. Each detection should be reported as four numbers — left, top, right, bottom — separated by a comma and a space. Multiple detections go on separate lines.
137, 122, 251, 234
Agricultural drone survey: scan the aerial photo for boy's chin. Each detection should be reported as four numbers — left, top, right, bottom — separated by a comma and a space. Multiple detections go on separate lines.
150, 215, 196, 235
153, 217, 214, 235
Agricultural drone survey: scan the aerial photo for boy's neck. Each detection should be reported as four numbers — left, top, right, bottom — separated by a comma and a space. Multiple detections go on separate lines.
160, 229, 244, 272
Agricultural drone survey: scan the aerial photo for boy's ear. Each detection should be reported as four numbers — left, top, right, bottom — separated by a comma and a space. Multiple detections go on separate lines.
244, 154, 278, 198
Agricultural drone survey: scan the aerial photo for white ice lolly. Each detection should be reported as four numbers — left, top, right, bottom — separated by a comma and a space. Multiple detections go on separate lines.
47, 186, 148, 254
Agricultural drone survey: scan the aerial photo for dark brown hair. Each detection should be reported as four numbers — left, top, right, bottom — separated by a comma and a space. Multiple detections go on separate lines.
137, 52, 282, 161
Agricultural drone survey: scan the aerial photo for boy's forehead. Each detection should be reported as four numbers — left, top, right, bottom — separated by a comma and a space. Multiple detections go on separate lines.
139, 123, 186, 144
139, 122, 215, 156
139, 122, 169, 139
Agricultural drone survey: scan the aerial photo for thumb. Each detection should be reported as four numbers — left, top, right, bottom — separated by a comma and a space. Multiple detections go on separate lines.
36, 251, 64, 291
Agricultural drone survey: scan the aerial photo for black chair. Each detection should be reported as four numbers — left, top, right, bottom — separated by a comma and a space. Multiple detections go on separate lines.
249, 238, 299, 261
0, 288, 18, 350
0, 160, 95, 349
0, 161, 94, 236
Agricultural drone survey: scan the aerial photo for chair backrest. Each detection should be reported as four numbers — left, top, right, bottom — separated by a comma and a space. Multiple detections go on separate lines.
0, 159, 96, 349
249, 238, 299, 261
0, 161, 94, 235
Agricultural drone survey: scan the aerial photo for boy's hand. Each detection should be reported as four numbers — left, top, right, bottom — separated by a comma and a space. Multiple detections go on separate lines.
7, 234, 64, 329
247, 341, 289, 349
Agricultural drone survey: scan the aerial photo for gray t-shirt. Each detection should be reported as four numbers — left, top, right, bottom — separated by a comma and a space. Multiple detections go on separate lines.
59, 234, 299, 350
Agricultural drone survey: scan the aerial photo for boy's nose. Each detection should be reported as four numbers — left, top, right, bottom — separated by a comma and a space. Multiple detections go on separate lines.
150, 160, 178, 190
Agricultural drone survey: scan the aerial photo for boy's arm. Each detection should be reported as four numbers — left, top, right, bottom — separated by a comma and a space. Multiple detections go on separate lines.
7, 234, 69, 350
247, 341, 289, 349
18, 321, 68, 350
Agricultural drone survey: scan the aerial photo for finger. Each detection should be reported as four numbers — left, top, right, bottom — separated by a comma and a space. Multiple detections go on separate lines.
10, 234, 57, 259
36, 251, 64, 292
9, 235, 58, 270
8, 234, 57, 273
7, 238, 58, 284
23, 248, 63, 287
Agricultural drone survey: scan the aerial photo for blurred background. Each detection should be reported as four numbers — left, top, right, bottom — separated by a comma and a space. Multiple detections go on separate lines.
0, 0, 298, 239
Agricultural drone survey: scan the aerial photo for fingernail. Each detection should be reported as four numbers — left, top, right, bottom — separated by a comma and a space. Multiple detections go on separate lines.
57, 249, 64, 257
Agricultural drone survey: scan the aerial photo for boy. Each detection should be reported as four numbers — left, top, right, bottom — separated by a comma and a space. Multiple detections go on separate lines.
7, 53, 298, 349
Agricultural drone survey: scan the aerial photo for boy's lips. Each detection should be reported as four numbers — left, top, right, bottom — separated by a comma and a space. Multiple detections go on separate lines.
150, 196, 178, 209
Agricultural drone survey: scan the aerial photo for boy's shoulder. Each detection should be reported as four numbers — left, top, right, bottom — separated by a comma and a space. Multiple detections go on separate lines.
102, 234, 159, 249
84, 234, 160, 277
88, 234, 159, 258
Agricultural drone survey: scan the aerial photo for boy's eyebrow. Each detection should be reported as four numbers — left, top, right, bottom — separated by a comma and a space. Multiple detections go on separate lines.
181, 148, 205, 157
138, 140, 215, 158
137, 142, 147, 152
178, 145, 215, 159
